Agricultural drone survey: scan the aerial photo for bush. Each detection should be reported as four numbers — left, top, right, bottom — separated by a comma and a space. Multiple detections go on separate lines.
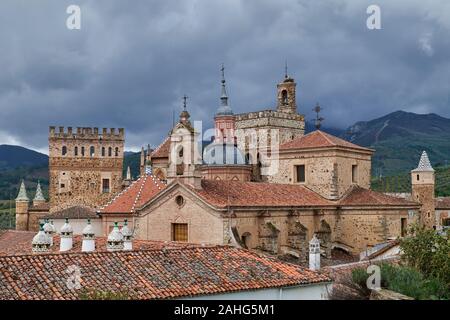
346, 262, 449, 300
400, 225, 450, 286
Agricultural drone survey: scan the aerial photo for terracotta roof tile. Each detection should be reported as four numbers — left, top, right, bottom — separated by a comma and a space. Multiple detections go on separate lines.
150, 137, 170, 159
280, 130, 373, 152
100, 174, 165, 214
44, 206, 98, 219
0, 246, 330, 299
339, 186, 419, 207
190, 180, 333, 208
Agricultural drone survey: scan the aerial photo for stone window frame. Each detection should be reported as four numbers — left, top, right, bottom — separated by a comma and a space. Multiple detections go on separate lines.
175, 195, 185, 208
292, 162, 306, 184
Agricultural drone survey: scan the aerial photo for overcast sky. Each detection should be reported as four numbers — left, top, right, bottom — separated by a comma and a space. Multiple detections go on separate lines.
1, 0, 449, 153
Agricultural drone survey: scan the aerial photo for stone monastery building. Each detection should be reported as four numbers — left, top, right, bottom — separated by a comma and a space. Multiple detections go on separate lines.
15, 67, 447, 260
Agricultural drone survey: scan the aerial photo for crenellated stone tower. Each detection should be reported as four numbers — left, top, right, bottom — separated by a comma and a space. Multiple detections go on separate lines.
48, 126, 125, 211
234, 68, 305, 181
411, 151, 436, 229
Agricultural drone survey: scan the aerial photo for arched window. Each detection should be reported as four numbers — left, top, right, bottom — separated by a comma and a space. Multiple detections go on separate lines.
115, 147, 119, 157
102, 147, 105, 157
81, 146, 85, 156
178, 147, 183, 158
281, 90, 288, 104
90, 146, 95, 157
74, 146, 78, 156
62, 146, 67, 156
108, 147, 112, 157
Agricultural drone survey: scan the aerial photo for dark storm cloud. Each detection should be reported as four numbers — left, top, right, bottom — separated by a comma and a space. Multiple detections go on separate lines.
0, 0, 449, 152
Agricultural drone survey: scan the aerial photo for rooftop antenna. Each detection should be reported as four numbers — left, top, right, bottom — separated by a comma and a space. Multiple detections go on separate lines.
313, 103, 324, 130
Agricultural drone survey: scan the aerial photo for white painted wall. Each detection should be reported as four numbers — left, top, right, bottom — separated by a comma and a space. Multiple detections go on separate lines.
41, 218, 103, 236
184, 283, 330, 300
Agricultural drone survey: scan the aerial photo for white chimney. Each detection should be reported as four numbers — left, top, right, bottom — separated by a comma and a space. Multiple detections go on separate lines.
309, 234, 321, 271
60, 218, 73, 252
32, 223, 51, 253
121, 219, 133, 251
81, 219, 95, 252
43, 219, 54, 246
107, 222, 124, 251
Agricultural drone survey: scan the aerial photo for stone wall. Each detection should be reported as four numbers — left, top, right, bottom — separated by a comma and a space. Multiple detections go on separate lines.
136, 187, 224, 244
48, 126, 124, 211
268, 149, 372, 199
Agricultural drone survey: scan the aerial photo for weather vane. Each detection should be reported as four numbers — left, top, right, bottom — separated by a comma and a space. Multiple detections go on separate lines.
313, 103, 324, 129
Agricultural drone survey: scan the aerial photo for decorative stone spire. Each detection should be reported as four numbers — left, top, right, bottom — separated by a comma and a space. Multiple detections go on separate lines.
82, 219, 96, 252
413, 151, 434, 172
32, 223, 51, 253
107, 222, 124, 251
34, 181, 45, 201
309, 234, 321, 271
216, 64, 233, 116
43, 218, 54, 246
16, 180, 29, 201
140, 146, 145, 176
121, 219, 133, 251
60, 218, 73, 252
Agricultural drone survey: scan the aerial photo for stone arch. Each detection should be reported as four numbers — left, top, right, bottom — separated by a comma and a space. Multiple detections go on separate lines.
259, 221, 280, 254
281, 89, 288, 105
316, 220, 332, 258
288, 221, 308, 261
231, 176, 239, 181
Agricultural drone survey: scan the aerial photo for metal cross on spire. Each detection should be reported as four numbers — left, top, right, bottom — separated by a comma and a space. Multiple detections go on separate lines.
284, 60, 288, 79
183, 94, 188, 110
313, 103, 324, 130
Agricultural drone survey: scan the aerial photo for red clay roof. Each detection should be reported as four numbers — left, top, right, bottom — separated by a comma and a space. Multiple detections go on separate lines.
280, 130, 373, 152
190, 180, 333, 208
100, 174, 166, 214
44, 206, 98, 219
150, 137, 170, 158
435, 197, 450, 209
339, 186, 419, 207
0, 230, 200, 257
0, 246, 330, 299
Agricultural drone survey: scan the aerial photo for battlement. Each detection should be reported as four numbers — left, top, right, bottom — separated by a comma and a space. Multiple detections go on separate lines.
235, 110, 304, 122
49, 126, 125, 140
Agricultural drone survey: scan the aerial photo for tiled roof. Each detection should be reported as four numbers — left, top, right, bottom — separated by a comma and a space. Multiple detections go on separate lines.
436, 197, 450, 209
280, 130, 373, 152
190, 180, 334, 208
339, 186, 419, 207
44, 205, 97, 219
0, 230, 200, 256
0, 246, 331, 299
150, 137, 170, 158
412, 151, 434, 172
30, 202, 50, 211
100, 174, 165, 214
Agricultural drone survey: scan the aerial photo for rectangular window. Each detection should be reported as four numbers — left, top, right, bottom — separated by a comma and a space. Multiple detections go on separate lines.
102, 179, 110, 193
295, 165, 305, 183
172, 223, 188, 242
352, 165, 358, 183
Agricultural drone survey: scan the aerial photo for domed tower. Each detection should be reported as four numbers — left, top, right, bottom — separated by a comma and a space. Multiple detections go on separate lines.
214, 64, 236, 145
277, 62, 297, 114
411, 151, 436, 229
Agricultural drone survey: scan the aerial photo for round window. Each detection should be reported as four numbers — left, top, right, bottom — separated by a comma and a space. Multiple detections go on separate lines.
175, 195, 185, 207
